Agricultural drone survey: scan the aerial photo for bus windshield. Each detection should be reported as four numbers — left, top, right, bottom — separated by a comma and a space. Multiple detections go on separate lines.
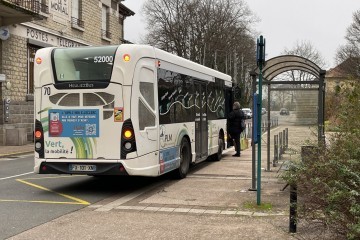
52, 46, 118, 82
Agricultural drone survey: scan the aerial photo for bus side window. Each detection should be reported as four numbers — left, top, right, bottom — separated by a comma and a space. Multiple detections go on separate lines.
139, 67, 156, 130
138, 100, 155, 130
139, 68, 155, 110
140, 82, 154, 109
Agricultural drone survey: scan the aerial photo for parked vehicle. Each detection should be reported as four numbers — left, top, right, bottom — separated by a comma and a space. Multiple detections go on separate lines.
261, 108, 267, 115
279, 108, 290, 115
241, 108, 252, 119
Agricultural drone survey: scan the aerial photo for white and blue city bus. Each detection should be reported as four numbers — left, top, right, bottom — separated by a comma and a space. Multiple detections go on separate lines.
34, 44, 233, 178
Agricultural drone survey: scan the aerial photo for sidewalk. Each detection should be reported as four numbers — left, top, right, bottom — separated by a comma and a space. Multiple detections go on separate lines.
0, 143, 33, 158
6, 126, 316, 240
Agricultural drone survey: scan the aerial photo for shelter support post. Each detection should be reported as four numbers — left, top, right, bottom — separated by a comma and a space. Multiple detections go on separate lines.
266, 83, 271, 171
249, 71, 257, 191
318, 70, 326, 145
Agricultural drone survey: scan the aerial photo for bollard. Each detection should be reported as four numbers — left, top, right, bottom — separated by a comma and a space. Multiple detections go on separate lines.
279, 131, 282, 154
277, 135, 280, 162
283, 129, 286, 153
289, 184, 297, 233
273, 135, 278, 167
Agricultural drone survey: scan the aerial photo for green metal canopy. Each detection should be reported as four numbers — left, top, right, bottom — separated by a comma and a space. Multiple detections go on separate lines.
255, 55, 325, 81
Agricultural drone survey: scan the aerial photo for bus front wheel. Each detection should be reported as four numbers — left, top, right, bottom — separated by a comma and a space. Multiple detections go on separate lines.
173, 138, 191, 179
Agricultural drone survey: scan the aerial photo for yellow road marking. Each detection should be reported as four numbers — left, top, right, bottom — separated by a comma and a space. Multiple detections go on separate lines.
22, 175, 86, 180
0, 199, 87, 205
16, 179, 90, 205
0, 175, 90, 205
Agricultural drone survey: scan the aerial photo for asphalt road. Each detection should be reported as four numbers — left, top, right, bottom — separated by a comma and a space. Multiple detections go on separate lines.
0, 155, 166, 239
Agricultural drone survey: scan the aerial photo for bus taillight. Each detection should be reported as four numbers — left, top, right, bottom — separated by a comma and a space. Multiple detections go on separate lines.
35, 130, 42, 139
123, 129, 132, 139
121, 119, 137, 159
35, 119, 45, 158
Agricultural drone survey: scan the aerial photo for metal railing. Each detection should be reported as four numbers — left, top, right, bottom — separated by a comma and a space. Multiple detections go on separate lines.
7, 0, 45, 14
101, 29, 111, 39
71, 17, 84, 28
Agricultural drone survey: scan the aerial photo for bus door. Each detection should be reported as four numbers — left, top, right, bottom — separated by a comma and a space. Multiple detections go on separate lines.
131, 58, 158, 158
194, 81, 208, 160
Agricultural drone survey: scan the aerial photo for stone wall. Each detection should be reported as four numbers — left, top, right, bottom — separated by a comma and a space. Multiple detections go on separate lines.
0, 100, 34, 144
33, 0, 124, 46
0, 35, 31, 145
0, 0, 129, 145
0, 41, 2, 125
2, 35, 28, 102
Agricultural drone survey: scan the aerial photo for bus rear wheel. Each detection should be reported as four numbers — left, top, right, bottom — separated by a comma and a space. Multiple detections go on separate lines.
173, 138, 191, 179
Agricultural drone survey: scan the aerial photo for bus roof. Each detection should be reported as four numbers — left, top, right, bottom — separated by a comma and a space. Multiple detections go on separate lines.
119, 44, 232, 83
35, 44, 232, 86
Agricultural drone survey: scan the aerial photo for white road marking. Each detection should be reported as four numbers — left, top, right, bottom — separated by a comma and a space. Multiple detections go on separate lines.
0, 172, 33, 181
0, 154, 34, 161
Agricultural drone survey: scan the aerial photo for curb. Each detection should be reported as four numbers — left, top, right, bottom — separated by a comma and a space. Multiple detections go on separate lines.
110, 205, 287, 217
0, 150, 33, 158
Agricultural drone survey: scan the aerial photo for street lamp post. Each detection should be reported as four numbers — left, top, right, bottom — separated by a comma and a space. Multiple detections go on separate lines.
256, 35, 266, 206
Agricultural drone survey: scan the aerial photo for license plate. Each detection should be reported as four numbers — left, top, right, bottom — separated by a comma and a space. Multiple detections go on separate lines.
69, 164, 96, 172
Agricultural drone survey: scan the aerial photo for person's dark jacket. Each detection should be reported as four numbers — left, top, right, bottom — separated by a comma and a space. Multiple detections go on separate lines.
228, 109, 245, 135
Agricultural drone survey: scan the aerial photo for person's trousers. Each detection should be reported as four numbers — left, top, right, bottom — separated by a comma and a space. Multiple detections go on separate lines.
232, 132, 241, 155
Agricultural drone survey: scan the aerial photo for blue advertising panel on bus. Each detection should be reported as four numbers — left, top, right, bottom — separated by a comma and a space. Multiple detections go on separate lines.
48, 109, 99, 137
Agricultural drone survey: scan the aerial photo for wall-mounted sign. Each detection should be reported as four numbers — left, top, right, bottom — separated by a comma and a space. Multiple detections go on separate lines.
0, 27, 10, 41
49, 0, 70, 25
9, 24, 86, 47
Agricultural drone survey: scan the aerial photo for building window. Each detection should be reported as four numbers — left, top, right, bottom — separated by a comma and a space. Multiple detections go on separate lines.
102, 4, 111, 39
40, 0, 49, 14
28, 45, 42, 94
71, 0, 84, 29
111, 0, 118, 11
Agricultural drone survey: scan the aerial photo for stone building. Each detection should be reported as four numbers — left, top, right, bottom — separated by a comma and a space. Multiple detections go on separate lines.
0, 0, 134, 145
325, 58, 360, 93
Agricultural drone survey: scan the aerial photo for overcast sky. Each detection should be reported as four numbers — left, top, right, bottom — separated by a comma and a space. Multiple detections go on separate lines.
123, 0, 360, 69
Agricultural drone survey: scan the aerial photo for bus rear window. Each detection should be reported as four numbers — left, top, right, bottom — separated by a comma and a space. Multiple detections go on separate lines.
52, 46, 118, 82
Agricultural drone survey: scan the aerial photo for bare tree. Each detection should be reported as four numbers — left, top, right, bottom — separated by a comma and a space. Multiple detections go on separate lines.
142, 0, 258, 105
284, 40, 326, 66
335, 10, 360, 78
279, 40, 326, 84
